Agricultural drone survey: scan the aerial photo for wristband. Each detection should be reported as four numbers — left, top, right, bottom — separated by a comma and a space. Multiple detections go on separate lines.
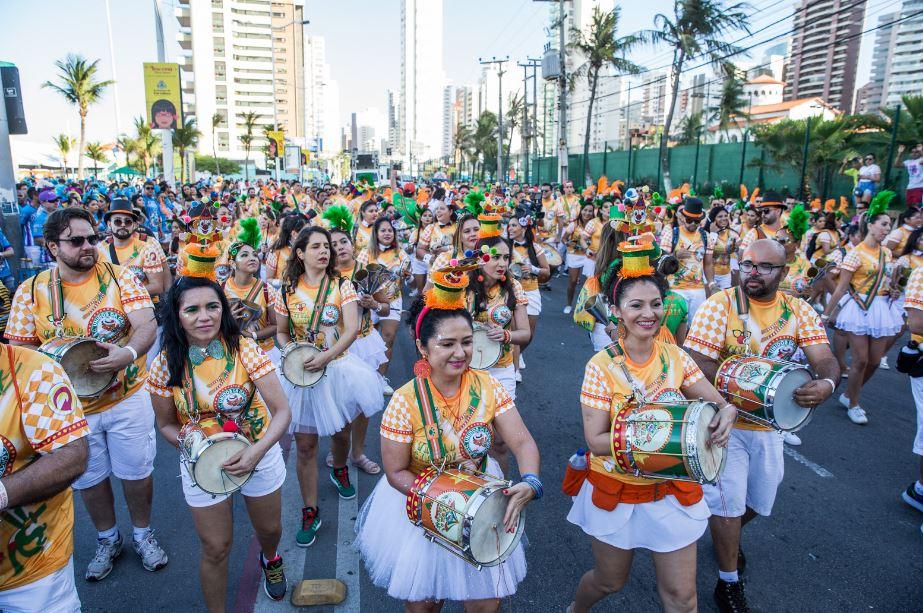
520, 473, 543, 501
0, 479, 7, 511
125, 345, 138, 362
820, 378, 837, 394
502, 329, 512, 344
530, 264, 542, 275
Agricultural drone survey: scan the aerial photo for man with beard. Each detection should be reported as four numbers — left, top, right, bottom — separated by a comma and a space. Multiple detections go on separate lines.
5, 208, 168, 582
98, 199, 170, 300
683, 239, 840, 612
737, 190, 787, 256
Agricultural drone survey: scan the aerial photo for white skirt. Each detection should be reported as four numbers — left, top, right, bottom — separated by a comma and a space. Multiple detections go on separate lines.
714, 272, 733, 289
834, 294, 903, 338
351, 329, 389, 370
566, 480, 709, 553
525, 288, 542, 316
372, 297, 403, 323
591, 323, 611, 352
284, 352, 384, 436
411, 256, 430, 275
355, 458, 527, 602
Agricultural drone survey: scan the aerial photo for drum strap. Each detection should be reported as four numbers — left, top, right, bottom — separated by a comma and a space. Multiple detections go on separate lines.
182, 352, 248, 425
108, 241, 120, 265
243, 279, 265, 305
847, 247, 886, 311
412, 376, 446, 462
6, 345, 21, 414
48, 267, 65, 333
732, 286, 761, 355
604, 343, 647, 405
283, 275, 332, 342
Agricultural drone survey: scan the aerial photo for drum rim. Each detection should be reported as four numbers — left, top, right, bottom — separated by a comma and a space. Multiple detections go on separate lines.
39, 336, 116, 398
683, 401, 726, 484
281, 342, 325, 387
469, 327, 503, 370
465, 484, 525, 566
187, 432, 254, 495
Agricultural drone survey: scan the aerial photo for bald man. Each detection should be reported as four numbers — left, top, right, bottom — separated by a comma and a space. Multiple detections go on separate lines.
683, 239, 841, 612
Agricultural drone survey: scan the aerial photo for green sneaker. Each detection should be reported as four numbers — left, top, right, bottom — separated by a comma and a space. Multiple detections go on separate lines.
296, 507, 321, 547
330, 466, 357, 499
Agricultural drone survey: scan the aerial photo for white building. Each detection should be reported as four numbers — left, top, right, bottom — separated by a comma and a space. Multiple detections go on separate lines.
303, 35, 340, 155
442, 83, 455, 158
400, 0, 446, 168
174, 0, 306, 164
883, 0, 923, 108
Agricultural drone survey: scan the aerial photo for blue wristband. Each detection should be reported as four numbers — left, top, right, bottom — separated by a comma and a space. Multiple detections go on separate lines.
520, 473, 543, 501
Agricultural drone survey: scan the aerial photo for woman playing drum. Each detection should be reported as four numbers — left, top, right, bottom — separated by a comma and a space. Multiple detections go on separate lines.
355, 268, 541, 612
147, 276, 292, 609
274, 226, 383, 547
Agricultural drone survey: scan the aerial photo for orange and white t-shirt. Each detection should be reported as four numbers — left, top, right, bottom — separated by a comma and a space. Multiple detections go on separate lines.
711, 228, 738, 276
5, 262, 153, 414
357, 246, 409, 301
146, 337, 276, 443
0, 345, 90, 591
738, 224, 779, 254
555, 195, 581, 223
885, 224, 915, 254
380, 369, 514, 475
419, 223, 457, 254
904, 267, 923, 310
511, 242, 540, 292
273, 275, 358, 353
839, 242, 893, 298
659, 226, 714, 290
97, 235, 166, 282
583, 219, 605, 257
224, 278, 275, 352
353, 222, 373, 254
779, 253, 812, 297
580, 340, 703, 485
265, 246, 292, 281
466, 280, 528, 369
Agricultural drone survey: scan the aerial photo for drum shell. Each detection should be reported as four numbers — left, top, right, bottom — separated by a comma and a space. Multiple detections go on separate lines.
38, 336, 116, 398
715, 355, 813, 431
178, 420, 253, 495
469, 325, 502, 370
539, 242, 562, 267
281, 342, 325, 387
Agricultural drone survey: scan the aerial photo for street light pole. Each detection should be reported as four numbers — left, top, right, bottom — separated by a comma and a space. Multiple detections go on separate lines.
479, 57, 509, 183
153, 0, 174, 186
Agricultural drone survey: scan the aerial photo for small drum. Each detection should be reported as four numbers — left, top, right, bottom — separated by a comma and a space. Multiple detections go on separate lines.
470, 323, 502, 370
38, 337, 116, 398
407, 466, 524, 569
610, 400, 726, 484
178, 420, 253, 495
715, 355, 813, 431
281, 342, 326, 387
540, 242, 563, 267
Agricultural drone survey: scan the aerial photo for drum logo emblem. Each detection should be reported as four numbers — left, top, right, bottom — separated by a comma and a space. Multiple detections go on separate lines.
489, 305, 512, 327
0, 435, 15, 476
88, 308, 127, 342
48, 383, 76, 417
629, 408, 672, 452
431, 491, 467, 541
214, 385, 249, 417
737, 361, 772, 391
460, 423, 492, 459
320, 305, 340, 326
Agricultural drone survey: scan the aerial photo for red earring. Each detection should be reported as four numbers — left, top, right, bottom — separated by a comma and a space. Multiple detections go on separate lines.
477, 274, 484, 282
413, 356, 432, 378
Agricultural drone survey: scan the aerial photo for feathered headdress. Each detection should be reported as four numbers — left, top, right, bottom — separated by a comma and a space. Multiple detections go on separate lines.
867, 190, 896, 219
463, 191, 486, 217
392, 191, 422, 227
786, 204, 810, 242
227, 218, 262, 260
713, 186, 724, 199
322, 205, 354, 235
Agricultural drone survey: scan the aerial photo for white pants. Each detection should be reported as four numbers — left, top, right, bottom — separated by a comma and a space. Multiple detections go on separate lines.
675, 288, 707, 324
703, 428, 784, 517
0, 557, 81, 612
72, 390, 157, 490
911, 377, 923, 455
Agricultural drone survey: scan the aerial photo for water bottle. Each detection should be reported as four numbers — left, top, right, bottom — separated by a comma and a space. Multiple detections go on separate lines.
568, 448, 588, 470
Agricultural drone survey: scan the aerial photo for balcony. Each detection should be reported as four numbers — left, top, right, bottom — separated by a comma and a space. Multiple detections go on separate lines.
175, 5, 191, 26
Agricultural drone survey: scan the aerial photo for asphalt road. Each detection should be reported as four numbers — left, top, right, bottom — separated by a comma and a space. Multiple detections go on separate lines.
73, 275, 923, 612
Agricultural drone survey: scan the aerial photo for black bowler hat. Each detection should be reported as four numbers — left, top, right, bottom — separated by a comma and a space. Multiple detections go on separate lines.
103, 198, 141, 223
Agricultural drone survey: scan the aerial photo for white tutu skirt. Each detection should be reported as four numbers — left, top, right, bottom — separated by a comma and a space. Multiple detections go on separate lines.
834, 294, 903, 338
351, 329, 389, 370
284, 353, 384, 436
566, 480, 709, 553
355, 458, 527, 602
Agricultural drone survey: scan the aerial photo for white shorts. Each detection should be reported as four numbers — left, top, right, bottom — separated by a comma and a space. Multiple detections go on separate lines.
582, 258, 596, 278
0, 556, 81, 613
565, 252, 586, 271
703, 428, 784, 517
371, 297, 402, 323
73, 389, 157, 490
411, 256, 429, 276
591, 323, 612, 352
714, 272, 733, 290
675, 288, 707, 323
489, 364, 516, 401
525, 289, 542, 316
181, 442, 287, 508
910, 377, 923, 455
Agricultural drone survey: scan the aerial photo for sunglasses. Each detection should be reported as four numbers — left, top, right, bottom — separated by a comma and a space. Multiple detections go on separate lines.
58, 235, 101, 248
110, 217, 136, 227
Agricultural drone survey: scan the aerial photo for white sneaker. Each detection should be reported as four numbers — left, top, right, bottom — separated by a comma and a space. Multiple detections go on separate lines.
847, 406, 869, 425
519, 355, 525, 369
515, 370, 522, 383
783, 432, 802, 446
838, 393, 851, 409
563, 305, 572, 314
86, 533, 123, 581
880, 356, 890, 370
132, 531, 168, 572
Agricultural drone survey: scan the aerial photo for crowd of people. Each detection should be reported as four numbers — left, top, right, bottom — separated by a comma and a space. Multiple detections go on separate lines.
2, 163, 923, 613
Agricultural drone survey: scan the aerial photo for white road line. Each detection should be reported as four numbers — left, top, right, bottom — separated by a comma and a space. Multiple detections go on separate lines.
334, 475, 361, 612
784, 446, 834, 478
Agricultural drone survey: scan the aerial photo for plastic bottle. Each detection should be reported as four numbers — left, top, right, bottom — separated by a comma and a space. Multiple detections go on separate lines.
568, 448, 588, 470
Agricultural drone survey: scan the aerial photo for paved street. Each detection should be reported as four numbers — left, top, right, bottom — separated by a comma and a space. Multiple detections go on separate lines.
73, 276, 923, 611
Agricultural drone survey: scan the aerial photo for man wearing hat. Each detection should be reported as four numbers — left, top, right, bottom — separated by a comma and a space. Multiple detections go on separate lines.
738, 190, 786, 256
98, 199, 170, 299
32, 190, 61, 247
659, 196, 715, 320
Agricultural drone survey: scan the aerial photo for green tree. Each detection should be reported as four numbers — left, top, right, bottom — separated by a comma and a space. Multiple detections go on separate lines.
172, 117, 202, 182
132, 116, 161, 177
455, 124, 475, 177
569, 5, 644, 185
84, 141, 107, 177
238, 111, 260, 182
116, 134, 137, 167
675, 110, 705, 146
52, 134, 76, 175
503, 93, 524, 180
472, 111, 499, 181
712, 62, 750, 143
194, 155, 241, 175
645, 0, 751, 191
210, 111, 223, 175
42, 54, 114, 179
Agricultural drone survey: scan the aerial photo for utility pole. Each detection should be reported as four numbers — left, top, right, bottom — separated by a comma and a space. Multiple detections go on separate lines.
529, 57, 539, 181
479, 56, 508, 183
557, 0, 568, 184
153, 0, 174, 186
518, 58, 541, 184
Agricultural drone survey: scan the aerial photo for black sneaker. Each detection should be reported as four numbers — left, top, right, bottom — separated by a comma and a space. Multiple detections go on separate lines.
902, 483, 923, 513
261, 553, 287, 601
738, 547, 746, 576
714, 579, 751, 613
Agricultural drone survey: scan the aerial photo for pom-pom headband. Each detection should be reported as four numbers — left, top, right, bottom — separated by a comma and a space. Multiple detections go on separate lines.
414, 265, 473, 339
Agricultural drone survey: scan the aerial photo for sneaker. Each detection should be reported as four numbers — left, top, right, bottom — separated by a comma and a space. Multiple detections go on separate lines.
563, 305, 572, 314
132, 531, 168, 572
330, 466, 357, 499
85, 533, 123, 581
714, 578, 751, 613
838, 393, 851, 409
515, 370, 522, 383
261, 554, 287, 601
783, 432, 802, 446
880, 356, 890, 370
847, 406, 869, 425
902, 483, 923, 513
519, 355, 526, 369
297, 507, 322, 547
737, 548, 746, 576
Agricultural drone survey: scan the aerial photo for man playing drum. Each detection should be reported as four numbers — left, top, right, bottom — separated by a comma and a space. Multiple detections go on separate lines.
683, 238, 841, 613
5, 208, 168, 582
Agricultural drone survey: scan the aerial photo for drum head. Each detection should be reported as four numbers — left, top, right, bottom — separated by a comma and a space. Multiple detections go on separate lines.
59, 339, 115, 397
691, 402, 725, 483
193, 435, 252, 495
770, 367, 814, 430
470, 329, 502, 370
468, 488, 524, 566
282, 344, 324, 387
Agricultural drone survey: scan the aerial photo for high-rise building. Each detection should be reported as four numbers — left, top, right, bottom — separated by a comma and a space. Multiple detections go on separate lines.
400, 0, 446, 168
175, 0, 306, 163
303, 35, 339, 154
442, 83, 455, 159
786, 0, 867, 112
639, 72, 667, 126
864, 11, 899, 113
883, 0, 923, 108
386, 90, 400, 158
455, 86, 475, 130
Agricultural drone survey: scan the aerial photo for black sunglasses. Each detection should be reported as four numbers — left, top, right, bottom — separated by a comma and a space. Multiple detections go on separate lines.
57, 235, 101, 247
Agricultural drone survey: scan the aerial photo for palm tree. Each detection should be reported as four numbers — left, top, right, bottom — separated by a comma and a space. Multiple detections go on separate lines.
675, 110, 705, 146
210, 111, 223, 175
503, 93, 524, 180
472, 111, 499, 181
116, 134, 137, 167
52, 134, 75, 175
133, 116, 161, 177
712, 62, 750, 142
85, 141, 107, 178
238, 111, 260, 181
454, 125, 475, 177
645, 0, 750, 191
172, 117, 202, 182
569, 5, 644, 185
42, 54, 114, 179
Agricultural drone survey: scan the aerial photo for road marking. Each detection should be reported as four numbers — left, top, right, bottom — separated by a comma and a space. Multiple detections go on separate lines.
784, 446, 834, 478
335, 476, 361, 612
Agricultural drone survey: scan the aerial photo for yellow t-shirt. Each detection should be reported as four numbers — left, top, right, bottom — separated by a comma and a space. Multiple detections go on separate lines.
357, 247, 409, 301
265, 246, 292, 281
660, 226, 714, 290
379, 369, 514, 475
904, 266, 923, 309
5, 262, 153, 414
466, 280, 528, 368
555, 195, 581, 223
96, 235, 166, 280
839, 242, 892, 298
146, 337, 276, 442
0, 345, 90, 590
562, 221, 588, 255
711, 228, 738, 276
738, 224, 778, 254
580, 340, 703, 485
584, 219, 604, 257
273, 275, 358, 352
419, 223, 457, 254
780, 253, 812, 297
886, 224, 915, 254
354, 223, 373, 254
512, 242, 539, 292
224, 278, 275, 352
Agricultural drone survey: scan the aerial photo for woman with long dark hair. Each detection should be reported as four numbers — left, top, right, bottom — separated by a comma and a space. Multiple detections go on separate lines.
147, 276, 292, 609
806, 212, 839, 263
507, 205, 550, 370
274, 226, 383, 547
265, 214, 307, 281
415, 199, 457, 263
409, 207, 435, 295
427, 213, 480, 286
884, 206, 923, 257
354, 200, 379, 253
706, 205, 739, 289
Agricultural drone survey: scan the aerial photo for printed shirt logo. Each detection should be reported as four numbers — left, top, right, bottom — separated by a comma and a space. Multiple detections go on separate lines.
764, 337, 797, 361
488, 305, 513, 327
213, 384, 249, 419
87, 308, 128, 342
0, 435, 16, 477
321, 304, 340, 326
48, 383, 76, 418
459, 423, 492, 460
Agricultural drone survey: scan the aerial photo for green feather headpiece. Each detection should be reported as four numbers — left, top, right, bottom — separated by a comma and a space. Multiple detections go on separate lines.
785, 204, 810, 241
713, 186, 724, 199
392, 191, 421, 227
322, 205, 354, 235
463, 191, 486, 217
651, 192, 664, 207
227, 217, 262, 259
867, 190, 895, 219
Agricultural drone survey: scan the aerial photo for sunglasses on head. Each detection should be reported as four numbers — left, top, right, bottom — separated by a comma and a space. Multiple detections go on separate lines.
57, 235, 101, 248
